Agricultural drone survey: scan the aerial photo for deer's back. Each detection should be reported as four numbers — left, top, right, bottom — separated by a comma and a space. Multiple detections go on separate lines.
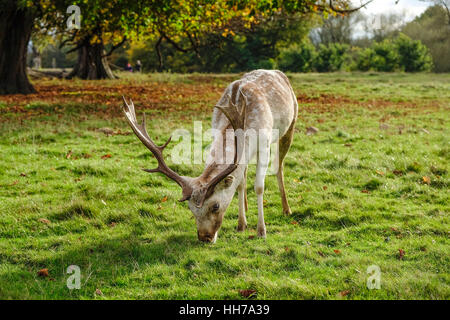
213, 69, 297, 140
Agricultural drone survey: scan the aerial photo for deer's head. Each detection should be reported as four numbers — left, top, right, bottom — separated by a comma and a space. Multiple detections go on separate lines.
122, 95, 246, 243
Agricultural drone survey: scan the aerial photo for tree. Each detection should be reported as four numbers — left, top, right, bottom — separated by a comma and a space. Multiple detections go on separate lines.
310, 12, 364, 45
363, 12, 405, 42
402, 4, 450, 72
0, 0, 37, 94
38, 0, 147, 80
423, 0, 450, 24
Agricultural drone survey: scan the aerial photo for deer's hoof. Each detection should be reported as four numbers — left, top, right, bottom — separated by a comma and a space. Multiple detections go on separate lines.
257, 227, 266, 239
237, 222, 247, 232
283, 208, 292, 215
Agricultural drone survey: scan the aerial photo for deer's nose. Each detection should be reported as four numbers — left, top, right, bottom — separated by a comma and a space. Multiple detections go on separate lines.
198, 231, 214, 243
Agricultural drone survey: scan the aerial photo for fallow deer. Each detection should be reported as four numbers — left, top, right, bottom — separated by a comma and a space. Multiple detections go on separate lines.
122, 69, 298, 243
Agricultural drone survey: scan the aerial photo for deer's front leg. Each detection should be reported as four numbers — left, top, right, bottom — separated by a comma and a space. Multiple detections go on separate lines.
255, 134, 270, 238
237, 176, 247, 232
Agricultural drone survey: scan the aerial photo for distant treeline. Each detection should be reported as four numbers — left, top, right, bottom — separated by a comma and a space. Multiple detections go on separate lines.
35, 4, 449, 73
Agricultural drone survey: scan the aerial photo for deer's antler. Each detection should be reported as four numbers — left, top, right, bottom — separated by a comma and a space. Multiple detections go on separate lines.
122, 96, 193, 202
194, 90, 247, 207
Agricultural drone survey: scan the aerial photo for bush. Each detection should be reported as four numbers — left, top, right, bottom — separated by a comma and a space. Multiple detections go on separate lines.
277, 42, 316, 72
356, 47, 377, 71
395, 33, 433, 72
314, 43, 350, 72
355, 35, 432, 72
372, 40, 400, 71
356, 40, 399, 72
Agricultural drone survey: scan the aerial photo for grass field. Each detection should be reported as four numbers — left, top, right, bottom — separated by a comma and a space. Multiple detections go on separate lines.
0, 72, 449, 299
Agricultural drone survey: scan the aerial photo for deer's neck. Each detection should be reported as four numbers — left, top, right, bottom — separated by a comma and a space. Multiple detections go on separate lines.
197, 125, 246, 188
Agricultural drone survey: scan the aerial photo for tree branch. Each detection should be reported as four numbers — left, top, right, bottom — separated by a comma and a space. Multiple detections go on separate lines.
328, 0, 375, 14
161, 31, 191, 53
59, 30, 78, 49
103, 36, 127, 57
155, 36, 163, 70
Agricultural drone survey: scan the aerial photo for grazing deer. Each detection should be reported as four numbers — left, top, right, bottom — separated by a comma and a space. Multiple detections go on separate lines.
122, 69, 298, 243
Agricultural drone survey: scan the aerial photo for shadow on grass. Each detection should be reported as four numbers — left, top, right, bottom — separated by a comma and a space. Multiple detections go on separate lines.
0, 222, 205, 298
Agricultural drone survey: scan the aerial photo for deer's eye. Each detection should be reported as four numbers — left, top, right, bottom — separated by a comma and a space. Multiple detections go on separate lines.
212, 203, 220, 213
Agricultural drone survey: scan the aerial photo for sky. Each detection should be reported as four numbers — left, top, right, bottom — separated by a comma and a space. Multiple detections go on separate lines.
358, 0, 432, 20
346, 0, 433, 38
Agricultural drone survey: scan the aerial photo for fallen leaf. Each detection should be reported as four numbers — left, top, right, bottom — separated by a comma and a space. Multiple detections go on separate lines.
322, 185, 328, 190
344, 143, 352, 147
361, 189, 370, 194
238, 289, 257, 298
10, 180, 19, 186
66, 150, 73, 159
161, 196, 168, 203
39, 218, 51, 224
101, 154, 112, 159
422, 176, 431, 185
333, 249, 341, 255
398, 249, 406, 260
95, 289, 103, 296
318, 251, 326, 257
340, 290, 350, 297
248, 235, 255, 239
393, 170, 403, 176
37, 268, 49, 277
291, 221, 298, 225
20, 173, 27, 177
390, 227, 401, 234
376, 170, 385, 176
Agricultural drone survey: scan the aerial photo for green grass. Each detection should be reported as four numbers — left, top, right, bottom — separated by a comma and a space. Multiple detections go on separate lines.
0, 72, 449, 299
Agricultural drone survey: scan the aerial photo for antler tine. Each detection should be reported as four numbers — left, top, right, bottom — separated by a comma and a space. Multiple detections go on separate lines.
122, 96, 136, 123
122, 96, 193, 202
215, 90, 247, 131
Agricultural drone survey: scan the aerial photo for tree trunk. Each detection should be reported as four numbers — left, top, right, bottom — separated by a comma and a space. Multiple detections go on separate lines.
68, 42, 115, 80
0, 2, 36, 95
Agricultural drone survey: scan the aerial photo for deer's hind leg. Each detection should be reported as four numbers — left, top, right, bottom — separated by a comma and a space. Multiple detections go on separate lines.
277, 119, 296, 215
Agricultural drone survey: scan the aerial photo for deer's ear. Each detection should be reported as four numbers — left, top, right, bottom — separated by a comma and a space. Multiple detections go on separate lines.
224, 175, 234, 188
